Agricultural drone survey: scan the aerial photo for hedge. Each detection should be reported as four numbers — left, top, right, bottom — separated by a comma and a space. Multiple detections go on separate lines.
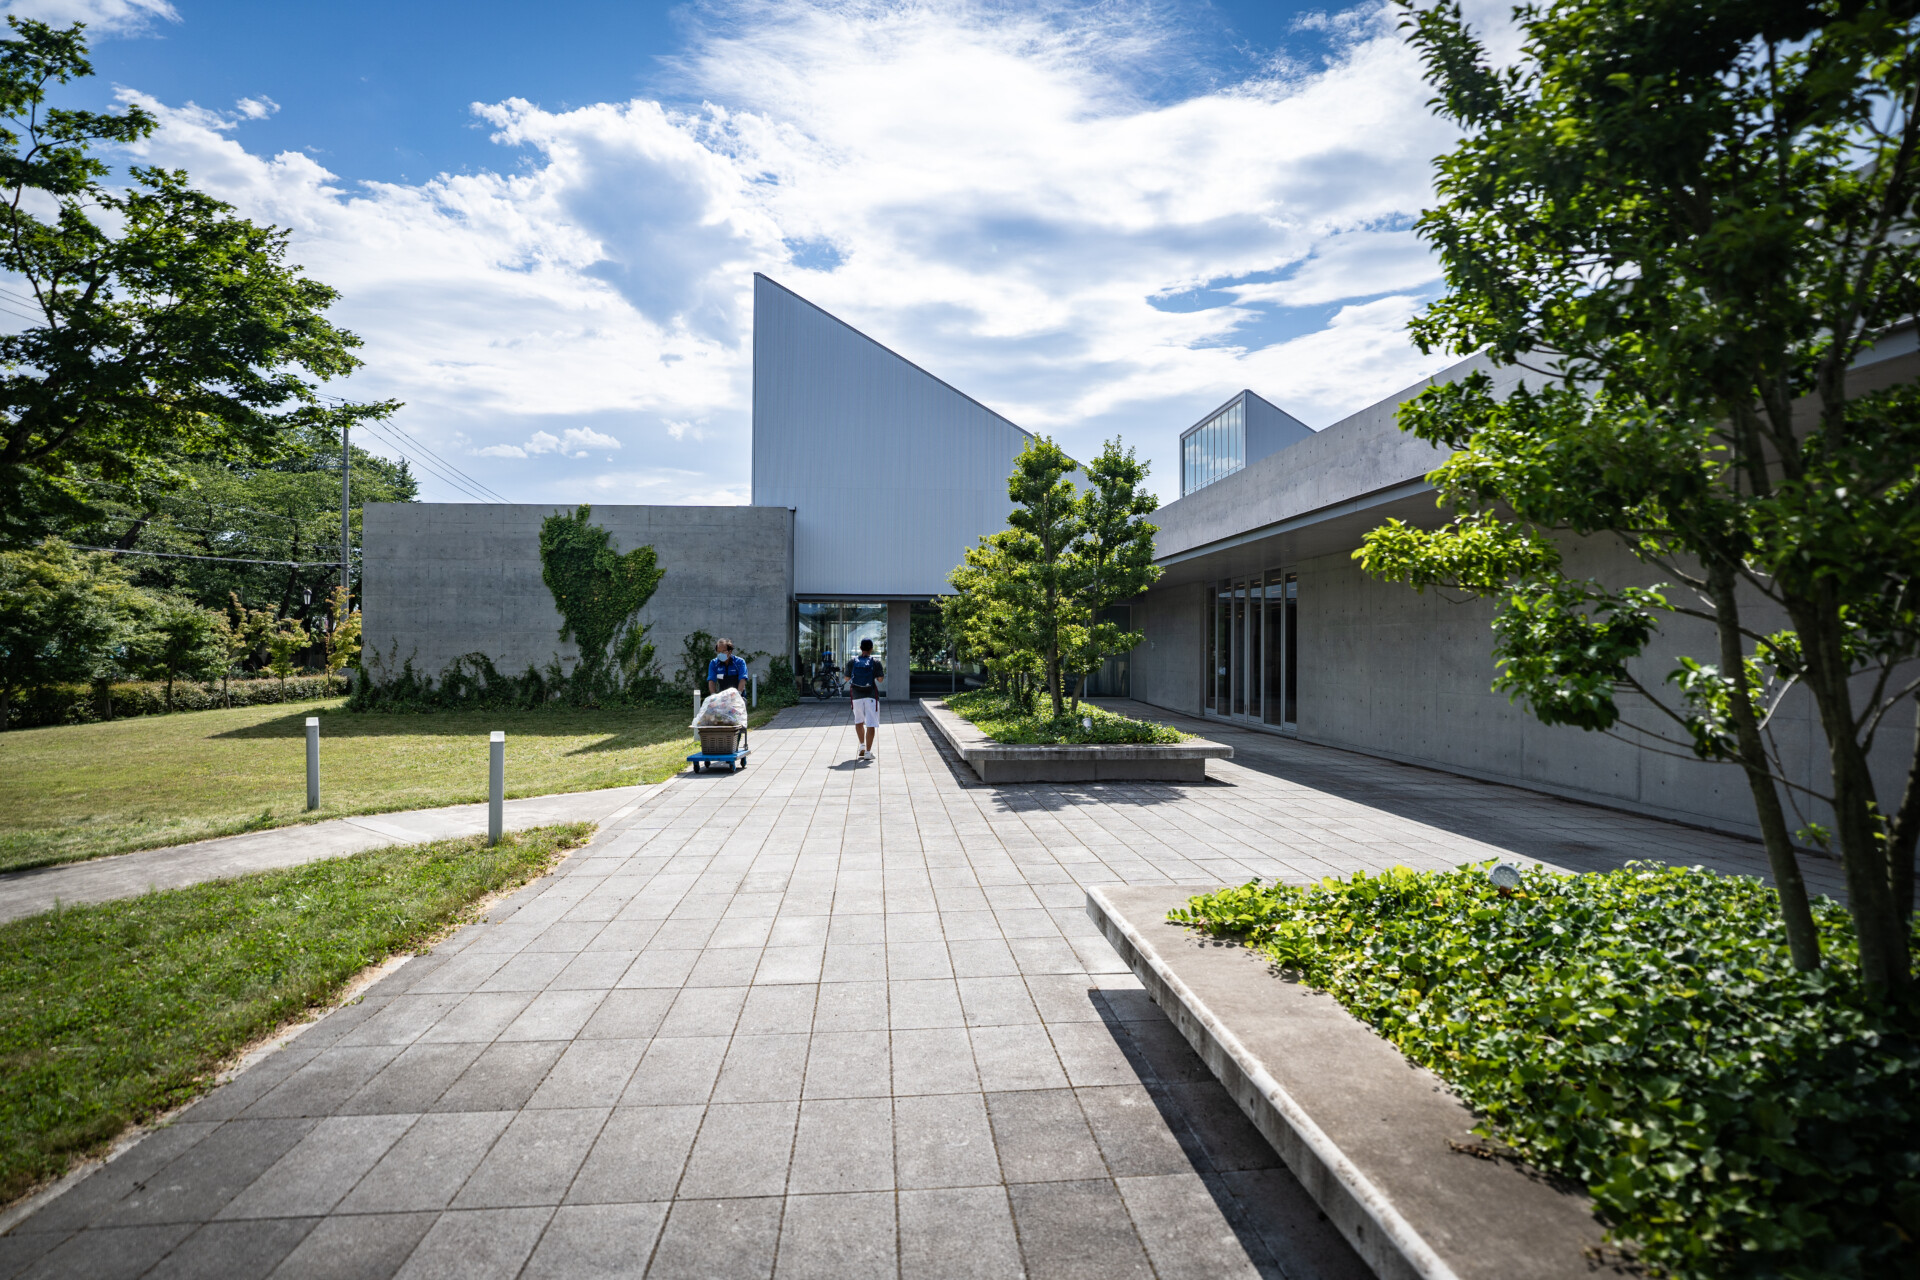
2, 675, 342, 730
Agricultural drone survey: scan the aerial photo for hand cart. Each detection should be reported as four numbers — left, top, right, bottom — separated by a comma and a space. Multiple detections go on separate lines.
688, 726, 750, 774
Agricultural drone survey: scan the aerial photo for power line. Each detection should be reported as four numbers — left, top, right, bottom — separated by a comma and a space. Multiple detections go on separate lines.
66, 542, 351, 568
359, 419, 505, 504
365, 418, 510, 504
359, 423, 491, 502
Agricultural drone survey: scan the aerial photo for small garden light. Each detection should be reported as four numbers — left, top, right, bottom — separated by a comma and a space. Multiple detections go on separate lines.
1082, 716, 1092, 732
1489, 862, 1522, 893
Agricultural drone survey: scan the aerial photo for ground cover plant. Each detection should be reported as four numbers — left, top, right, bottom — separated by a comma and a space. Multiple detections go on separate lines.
944, 687, 1186, 745
0, 698, 773, 871
0, 823, 591, 1204
1171, 864, 1920, 1279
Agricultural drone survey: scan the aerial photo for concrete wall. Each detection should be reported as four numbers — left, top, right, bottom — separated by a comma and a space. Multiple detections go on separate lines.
1133, 530, 1916, 842
1131, 582, 1207, 716
362, 503, 794, 686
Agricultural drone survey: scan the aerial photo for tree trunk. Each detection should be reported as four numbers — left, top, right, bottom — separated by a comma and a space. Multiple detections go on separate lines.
1791, 591, 1912, 991
1047, 644, 1064, 720
1707, 563, 1823, 970
0, 685, 9, 731
164, 673, 173, 713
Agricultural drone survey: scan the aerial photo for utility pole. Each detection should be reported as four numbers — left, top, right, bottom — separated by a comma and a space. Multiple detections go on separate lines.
340, 425, 351, 604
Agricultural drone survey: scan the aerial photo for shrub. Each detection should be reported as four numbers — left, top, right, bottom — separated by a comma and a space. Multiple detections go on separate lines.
1171, 864, 1920, 1280
3, 674, 339, 729
945, 687, 1186, 745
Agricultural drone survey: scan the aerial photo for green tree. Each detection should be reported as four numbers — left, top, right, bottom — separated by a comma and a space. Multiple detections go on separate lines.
1006, 438, 1085, 719
213, 591, 271, 707
0, 540, 140, 727
128, 598, 223, 712
946, 437, 1161, 717
0, 18, 392, 547
1359, 0, 1920, 987
1066, 439, 1161, 706
264, 619, 308, 696
320, 585, 361, 694
537, 505, 664, 698
69, 426, 417, 624
945, 530, 1047, 707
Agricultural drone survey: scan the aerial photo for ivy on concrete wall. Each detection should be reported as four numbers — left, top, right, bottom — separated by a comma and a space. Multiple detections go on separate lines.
538, 505, 664, 693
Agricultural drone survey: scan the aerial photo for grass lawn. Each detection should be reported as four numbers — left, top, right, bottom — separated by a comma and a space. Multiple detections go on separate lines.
0, 699, 770, 872
0, 823, 591, 1205
944, 688, 1189, 745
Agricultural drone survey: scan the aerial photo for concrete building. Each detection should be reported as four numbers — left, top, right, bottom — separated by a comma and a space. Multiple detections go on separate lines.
1129, 342, 1920, 842
363, 275, 1036, 699
360, 274, 1914, 841
1178, 389, 1313, 497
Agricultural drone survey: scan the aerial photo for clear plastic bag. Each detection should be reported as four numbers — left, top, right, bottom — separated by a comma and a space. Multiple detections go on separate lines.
692, 687, 750, 728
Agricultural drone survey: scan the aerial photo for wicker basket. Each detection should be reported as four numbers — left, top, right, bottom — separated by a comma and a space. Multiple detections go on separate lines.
698, 726, 743, 756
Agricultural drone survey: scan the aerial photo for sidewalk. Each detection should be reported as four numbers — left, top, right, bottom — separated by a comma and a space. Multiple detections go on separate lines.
0, 701, 1826, 1279
0, 786, 655, 926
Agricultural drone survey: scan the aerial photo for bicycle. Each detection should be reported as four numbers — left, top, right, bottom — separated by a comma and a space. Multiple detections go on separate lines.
809, 667, 848, 700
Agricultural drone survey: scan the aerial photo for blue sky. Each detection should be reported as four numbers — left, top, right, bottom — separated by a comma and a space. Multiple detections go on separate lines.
11, 0, 1466, 504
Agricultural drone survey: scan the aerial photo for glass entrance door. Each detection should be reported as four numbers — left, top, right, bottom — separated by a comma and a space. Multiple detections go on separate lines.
1212, 572, 1295, 729
1261, 572, 1296, 728
1212, 577, 1265, 721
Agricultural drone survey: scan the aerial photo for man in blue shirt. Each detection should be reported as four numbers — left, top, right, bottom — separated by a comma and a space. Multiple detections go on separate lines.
847, 637, 884, 760
706, 638, 748, 695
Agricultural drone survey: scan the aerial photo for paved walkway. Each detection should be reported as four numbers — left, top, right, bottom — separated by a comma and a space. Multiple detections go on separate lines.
0, 788, 653, 925
1092, 698, 1845, 898
0, 701, 1819, 1280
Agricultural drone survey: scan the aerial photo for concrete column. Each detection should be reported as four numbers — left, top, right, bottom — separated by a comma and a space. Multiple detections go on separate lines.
887, 599, 912, 699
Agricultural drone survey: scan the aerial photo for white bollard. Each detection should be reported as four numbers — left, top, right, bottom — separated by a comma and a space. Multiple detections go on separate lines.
488, 730, 505, 846
305, 717, 320, 810
751, 674, 758, 708
694, 690, 702, 717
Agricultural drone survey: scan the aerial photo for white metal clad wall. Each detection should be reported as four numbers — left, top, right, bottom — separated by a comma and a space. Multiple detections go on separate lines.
751, 274, 1034, 597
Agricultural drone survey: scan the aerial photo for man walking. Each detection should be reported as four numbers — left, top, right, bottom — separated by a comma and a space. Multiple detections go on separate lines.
848, 637, 883, 760
707, 638, 748, 696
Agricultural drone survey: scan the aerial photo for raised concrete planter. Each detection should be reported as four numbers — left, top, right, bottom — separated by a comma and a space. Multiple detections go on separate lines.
922, 697, 1231, 783
1087, 884, 1607, 1280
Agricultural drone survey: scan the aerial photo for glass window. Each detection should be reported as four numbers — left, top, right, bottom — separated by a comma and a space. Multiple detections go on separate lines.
796, 601, 888, 697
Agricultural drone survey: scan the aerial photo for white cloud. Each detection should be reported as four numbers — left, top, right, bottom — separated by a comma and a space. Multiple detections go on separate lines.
562, 427, 621, 451
122, 0, 1467, 503
0, 0, 176, 34
234, 96, 279, 120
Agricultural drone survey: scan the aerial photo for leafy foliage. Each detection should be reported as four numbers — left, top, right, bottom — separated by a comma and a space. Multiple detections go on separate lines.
945, 687, 1186, 745
4, 673, 340, 730
66, 426, 417, 624
0, 823, 590, 1201
124, 596, 223, 712
0, 19, 391, 546
537, 505, 663, 698
1359, 0, 1920, 984
1172, 866, 1920, 1279
0, 540, 144, 725
944, 437, 1160, 716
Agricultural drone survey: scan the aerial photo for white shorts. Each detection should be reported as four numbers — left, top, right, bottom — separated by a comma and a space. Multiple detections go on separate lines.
851, 698, 879, 728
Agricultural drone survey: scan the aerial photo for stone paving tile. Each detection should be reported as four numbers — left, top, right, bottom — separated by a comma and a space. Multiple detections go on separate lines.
3, 699, 1794, 1278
